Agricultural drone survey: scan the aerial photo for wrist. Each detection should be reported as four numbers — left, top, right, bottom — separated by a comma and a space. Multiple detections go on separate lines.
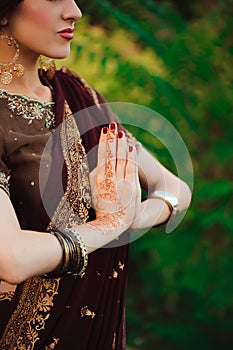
130, 199, 170, 230
44, 227, 88, 279
148, 190, 179, 227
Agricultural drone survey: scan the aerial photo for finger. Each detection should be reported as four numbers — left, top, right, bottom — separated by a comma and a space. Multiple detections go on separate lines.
97, 126, 108, 179
125, 145, 137, 184
134, 165, 142, 219
106, 122, 117, 178
135, 162, 141, 193
116, 130, 127, 180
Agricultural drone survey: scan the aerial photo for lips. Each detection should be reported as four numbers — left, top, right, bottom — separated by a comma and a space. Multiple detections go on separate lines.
58, 28, 74, 40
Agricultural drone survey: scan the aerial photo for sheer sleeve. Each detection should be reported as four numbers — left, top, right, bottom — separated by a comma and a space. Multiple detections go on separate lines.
0, 128, 10, 197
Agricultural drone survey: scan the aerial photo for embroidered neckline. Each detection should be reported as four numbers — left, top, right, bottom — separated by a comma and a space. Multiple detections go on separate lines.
0, 88, 54, 106
0, 89, 55, 130
0, 171, 10, 197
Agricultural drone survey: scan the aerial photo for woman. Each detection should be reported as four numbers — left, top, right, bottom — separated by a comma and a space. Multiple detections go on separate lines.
0, 1, 191, 349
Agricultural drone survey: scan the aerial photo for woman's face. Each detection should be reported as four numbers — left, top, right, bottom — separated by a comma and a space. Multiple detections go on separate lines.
6, 0, 82, 59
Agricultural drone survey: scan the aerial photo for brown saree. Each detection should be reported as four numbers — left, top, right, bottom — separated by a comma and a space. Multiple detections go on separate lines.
0, 68, 129, 349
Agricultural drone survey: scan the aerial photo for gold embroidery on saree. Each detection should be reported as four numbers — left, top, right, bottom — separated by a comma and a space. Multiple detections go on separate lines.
48, 101, 91, 230
0, 291, 14, 302
112, 332, 117, 349
45, 338, 60, 349
80, 306, 96, 319
0, 101, 91, 349
0, 277, 60, 349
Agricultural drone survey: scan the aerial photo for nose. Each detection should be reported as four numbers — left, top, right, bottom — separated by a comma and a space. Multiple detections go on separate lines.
63, 0, 82, 23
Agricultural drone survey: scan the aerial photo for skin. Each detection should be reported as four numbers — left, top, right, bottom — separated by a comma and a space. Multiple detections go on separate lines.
0, 0, 192, 290
0, 0, 82, 100
6, 0, 82, 59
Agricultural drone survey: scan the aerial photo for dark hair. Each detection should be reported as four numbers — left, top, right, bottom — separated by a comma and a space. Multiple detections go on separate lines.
0, 0, 23, 22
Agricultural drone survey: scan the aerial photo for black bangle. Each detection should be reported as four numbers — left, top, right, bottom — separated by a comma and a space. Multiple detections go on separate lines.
44, 231, 67, 278
65, 227, 88, 276
44, 228, 88, 279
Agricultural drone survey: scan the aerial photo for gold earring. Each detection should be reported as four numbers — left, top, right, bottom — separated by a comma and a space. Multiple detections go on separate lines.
39, 56, 56, 80
0, 33, 24, 85
0, 18, 8, 27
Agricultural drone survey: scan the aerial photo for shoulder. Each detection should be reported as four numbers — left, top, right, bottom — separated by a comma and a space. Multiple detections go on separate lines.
56, 67, 86, 85
41, 66, 106, 106
53, 67, 105, 106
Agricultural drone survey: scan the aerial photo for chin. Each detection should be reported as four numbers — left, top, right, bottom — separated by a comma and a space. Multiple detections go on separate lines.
44, 47, 71, 60
56, 51, 70, 59
50, 53, 70, 60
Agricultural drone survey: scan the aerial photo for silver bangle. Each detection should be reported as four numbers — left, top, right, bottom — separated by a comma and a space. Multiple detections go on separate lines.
149, 190, 179, 216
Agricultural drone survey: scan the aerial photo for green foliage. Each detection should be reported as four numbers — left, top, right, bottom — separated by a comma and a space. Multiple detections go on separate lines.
68, 0, 233, 348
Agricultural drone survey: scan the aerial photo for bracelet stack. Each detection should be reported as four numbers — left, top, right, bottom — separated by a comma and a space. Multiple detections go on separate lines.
44, 227, 88, 279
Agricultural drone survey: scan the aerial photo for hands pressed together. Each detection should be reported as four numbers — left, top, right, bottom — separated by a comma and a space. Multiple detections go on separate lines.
89, 122, 141, 234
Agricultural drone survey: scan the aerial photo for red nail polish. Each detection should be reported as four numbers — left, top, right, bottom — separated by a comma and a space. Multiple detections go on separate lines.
129, 145, 133, 152
118, 130, 123, 139
103, 126, 108, 134
110, 122, 115, 130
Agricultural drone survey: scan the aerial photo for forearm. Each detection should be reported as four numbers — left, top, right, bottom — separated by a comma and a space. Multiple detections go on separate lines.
130, 198, 171, 230
0, 229, 62, 284
0, 220, 128, 284
135, 146, 192, 230
131, 179, 191, 231
138, 146, 192, 207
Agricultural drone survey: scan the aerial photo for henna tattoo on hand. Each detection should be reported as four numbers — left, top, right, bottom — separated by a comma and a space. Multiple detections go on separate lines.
89, 130, 128, 232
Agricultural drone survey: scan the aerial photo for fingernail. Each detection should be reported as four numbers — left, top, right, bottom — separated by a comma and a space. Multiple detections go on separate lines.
110, 122, 116, 131
103, 126, 108, 134
129, 145, 133, 152
118, 130, 124, 139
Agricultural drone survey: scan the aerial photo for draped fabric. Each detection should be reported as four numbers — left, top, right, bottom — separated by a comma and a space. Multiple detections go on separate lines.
0, 68, 129, 350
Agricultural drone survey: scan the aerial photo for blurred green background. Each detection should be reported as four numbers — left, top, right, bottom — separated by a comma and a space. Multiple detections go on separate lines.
63, 0, 233, 348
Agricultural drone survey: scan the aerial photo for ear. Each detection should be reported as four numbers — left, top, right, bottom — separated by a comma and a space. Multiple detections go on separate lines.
0, 18, 8, 27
